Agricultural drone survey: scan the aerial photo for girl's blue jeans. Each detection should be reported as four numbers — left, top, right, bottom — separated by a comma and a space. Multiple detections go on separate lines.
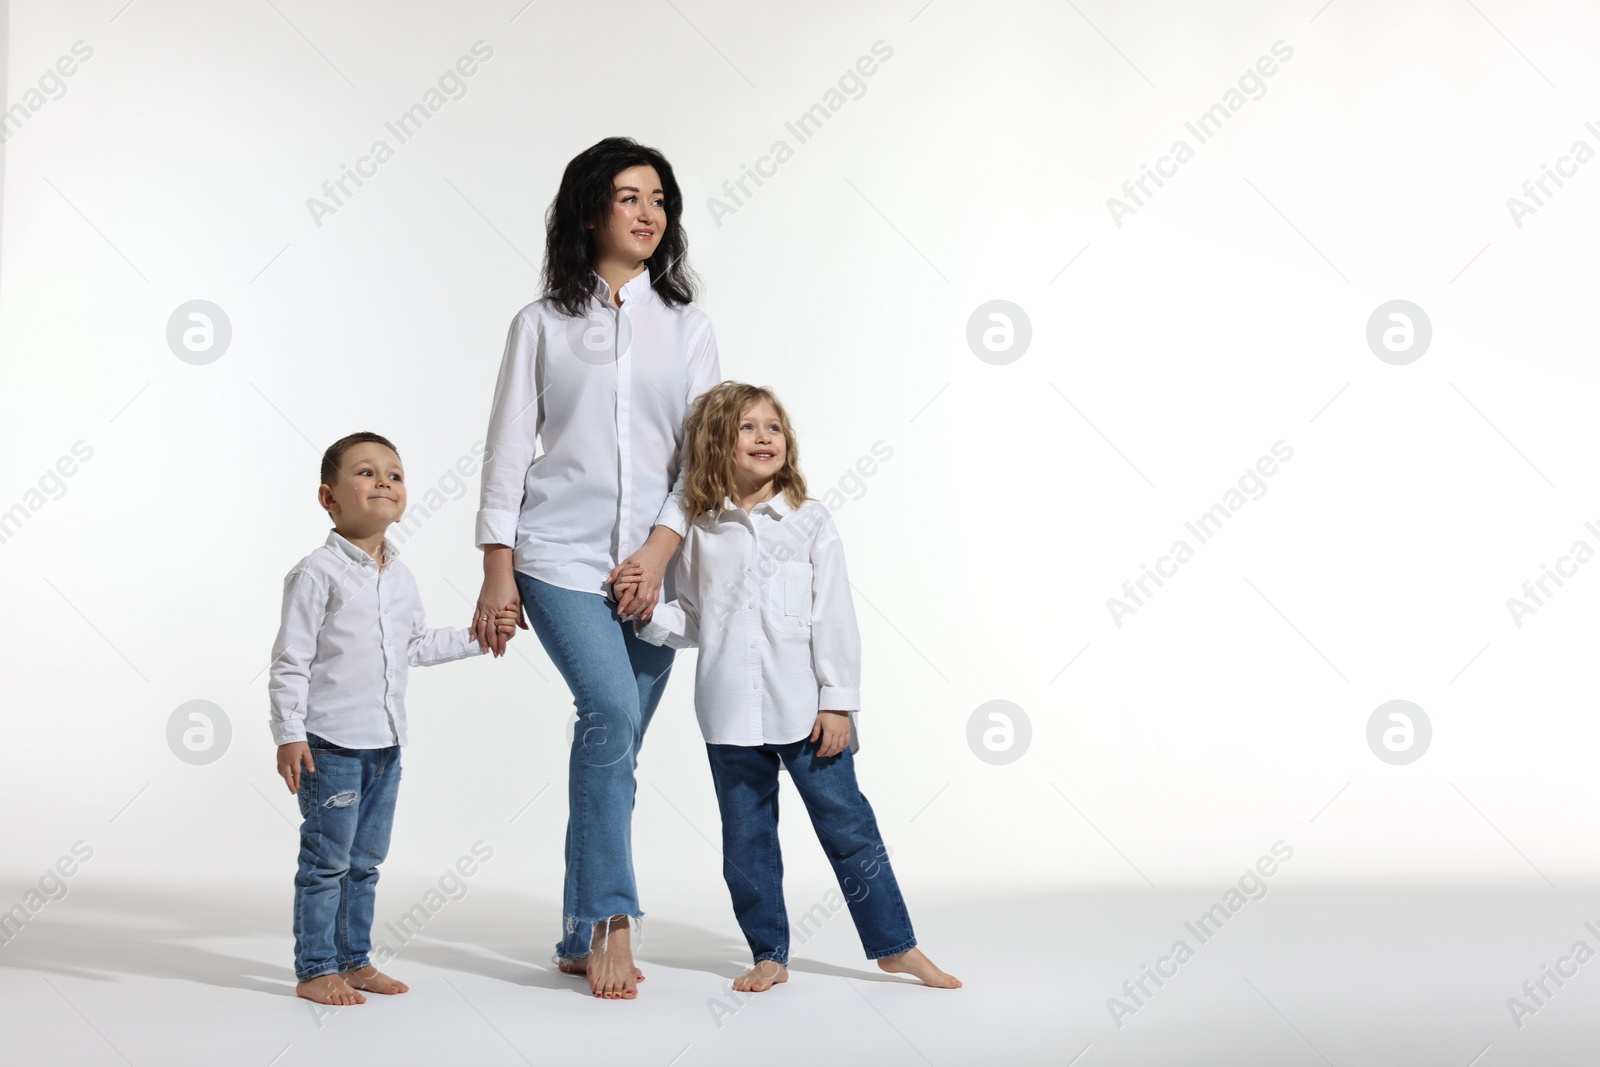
292, 733, 401, 982
705, 737, 917, 964
515, 571, 676, 961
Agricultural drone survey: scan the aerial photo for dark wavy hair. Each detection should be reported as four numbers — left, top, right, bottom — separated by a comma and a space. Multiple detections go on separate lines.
542, 136, 700, 318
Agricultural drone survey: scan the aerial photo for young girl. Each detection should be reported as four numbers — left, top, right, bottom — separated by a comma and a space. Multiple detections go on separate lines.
617, 381, 960, 992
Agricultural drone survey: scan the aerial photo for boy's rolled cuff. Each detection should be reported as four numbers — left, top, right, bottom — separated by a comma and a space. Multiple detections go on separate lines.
271, 719, 308, 746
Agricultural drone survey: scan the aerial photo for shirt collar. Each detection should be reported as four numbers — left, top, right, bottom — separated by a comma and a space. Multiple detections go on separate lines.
590, 266, 653, 305
716, 492, 793, 520
326, 529, 398, 569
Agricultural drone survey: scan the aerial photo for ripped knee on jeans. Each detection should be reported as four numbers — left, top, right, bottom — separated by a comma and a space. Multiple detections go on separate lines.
323, 790, 358, 808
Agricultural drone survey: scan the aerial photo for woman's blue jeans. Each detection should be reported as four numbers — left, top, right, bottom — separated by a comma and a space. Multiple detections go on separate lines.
292, 734, 402, 981
705, 737, 917, 964
515, 571, 676, 961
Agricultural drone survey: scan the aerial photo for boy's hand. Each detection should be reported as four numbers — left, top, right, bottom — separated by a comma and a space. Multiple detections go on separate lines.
810, 710, 851, 758
492, 608, 521, 653
277, 741, 315, 794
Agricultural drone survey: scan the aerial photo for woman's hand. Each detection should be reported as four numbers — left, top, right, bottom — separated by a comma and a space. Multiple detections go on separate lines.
475, 545, 527, 656
608, 550, 665, 623
607, 527, 681, 624
607, 562, 644, 614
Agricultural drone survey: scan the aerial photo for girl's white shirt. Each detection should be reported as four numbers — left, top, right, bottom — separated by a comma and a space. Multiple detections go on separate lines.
636, 492, 863, 752
475, 267, 721, 597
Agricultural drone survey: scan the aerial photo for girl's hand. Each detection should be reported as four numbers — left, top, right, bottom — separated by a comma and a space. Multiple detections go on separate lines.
606, 553, 665, 623
810, 711, 851, 759
277, 741, 315, 794
608, 564, 644, 613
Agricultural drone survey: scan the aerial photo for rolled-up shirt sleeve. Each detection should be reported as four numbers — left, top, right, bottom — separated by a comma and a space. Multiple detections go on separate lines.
636, 542, 701, 649
653, 317, 721, 538
476, 309, 542, 549
268, 567, 326, 746
809, 532, 861, 712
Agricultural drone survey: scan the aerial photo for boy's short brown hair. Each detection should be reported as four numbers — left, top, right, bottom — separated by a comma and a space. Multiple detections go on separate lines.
320, 432, 399, 491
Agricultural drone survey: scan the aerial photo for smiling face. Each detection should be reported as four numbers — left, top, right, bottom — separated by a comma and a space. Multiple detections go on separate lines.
731, 398, 786, 495
319, 441, 406, 536
589, 164, 665, 265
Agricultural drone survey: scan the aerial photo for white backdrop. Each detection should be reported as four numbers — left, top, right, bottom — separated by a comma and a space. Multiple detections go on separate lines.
3, 0, 1599, 948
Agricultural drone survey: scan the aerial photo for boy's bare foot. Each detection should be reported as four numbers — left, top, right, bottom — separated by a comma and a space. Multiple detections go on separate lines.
878, 947, 962, 988
732, 959, 788, 992
565, 916, 639, 999
342, 965, 409, 995
296, 974, 367, 1005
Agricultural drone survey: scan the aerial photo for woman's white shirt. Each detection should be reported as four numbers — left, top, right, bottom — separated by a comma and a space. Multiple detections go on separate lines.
636, 493, 863, 752
475, 268, 721, 595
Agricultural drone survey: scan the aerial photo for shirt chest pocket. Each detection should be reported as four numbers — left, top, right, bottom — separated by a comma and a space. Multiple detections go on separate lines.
772, 561, 814, 630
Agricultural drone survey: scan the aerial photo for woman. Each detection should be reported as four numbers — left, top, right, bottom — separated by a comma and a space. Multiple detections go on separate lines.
471, 137, 720, 1000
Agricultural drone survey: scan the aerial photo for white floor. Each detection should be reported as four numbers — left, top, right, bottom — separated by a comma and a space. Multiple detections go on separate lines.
1, 881, 1594, 1066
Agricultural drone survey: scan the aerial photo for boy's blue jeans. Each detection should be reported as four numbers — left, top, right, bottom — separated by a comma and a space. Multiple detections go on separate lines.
515, 571, 676, 961
292, 733, 401, 982
705, 737, 917, 964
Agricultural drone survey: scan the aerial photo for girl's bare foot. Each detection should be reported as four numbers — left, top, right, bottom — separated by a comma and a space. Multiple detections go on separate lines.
877, 947, 962, 988
732, 959, 788, 992
569, 916, 639, 999
296, 974, 366, 1005
342, 965, 409, 994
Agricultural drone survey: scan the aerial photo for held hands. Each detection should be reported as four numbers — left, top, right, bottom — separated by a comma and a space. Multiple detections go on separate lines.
608, 561, 643, 611
471, 603, 526, 657
810, 710, 851, 758
277, 741, 315, 794
605, 557, 659, 623
474, 608, 522, 657
473, 553, 528, 657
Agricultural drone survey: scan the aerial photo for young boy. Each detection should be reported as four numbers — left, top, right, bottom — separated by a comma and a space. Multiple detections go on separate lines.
615, 384, 959, 993
268, 431, 520, 1006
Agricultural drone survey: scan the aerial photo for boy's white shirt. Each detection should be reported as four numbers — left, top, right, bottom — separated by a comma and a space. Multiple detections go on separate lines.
474, 267, 722, 597
268, 530, 484, 749
637, 492, 863, 753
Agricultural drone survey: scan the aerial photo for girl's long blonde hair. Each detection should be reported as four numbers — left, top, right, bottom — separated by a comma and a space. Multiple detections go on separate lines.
679, 381, 809, 521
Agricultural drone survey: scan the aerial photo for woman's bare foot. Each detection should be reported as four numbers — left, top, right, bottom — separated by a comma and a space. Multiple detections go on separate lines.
732, 959, 788, 992
878, 947, 961, 988
342, 965, 409, 994
296, 974, 366, 1005
570, 916, 639, 999
556, 957, 645, 982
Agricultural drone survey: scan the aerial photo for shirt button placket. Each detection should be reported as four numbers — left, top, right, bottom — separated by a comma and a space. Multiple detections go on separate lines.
747, 527, 760, 700
376, 567, 398, 735
613, 301, 633, 567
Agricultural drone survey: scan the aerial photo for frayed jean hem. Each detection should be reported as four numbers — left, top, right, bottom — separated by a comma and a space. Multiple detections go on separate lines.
551, 912, 644, 964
